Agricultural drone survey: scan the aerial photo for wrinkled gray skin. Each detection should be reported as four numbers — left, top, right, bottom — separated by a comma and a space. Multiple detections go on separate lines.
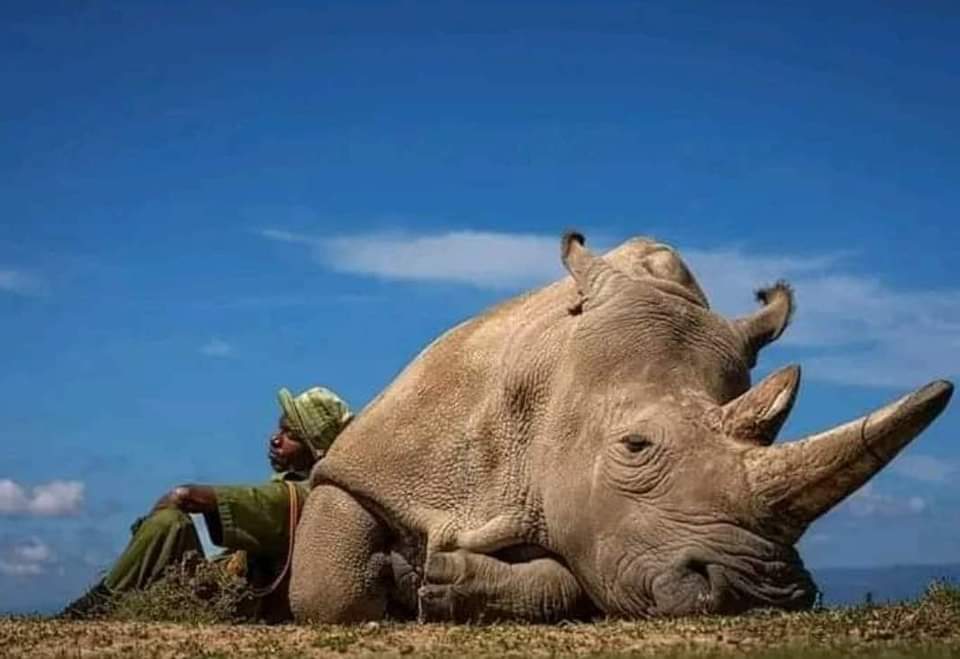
290, 233, 953, 623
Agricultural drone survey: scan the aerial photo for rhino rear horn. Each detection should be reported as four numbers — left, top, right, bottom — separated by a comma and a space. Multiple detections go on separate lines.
721, 365, 801, 446
733, 281, 795, 366
746, 379, 953, 540
561, 231, 622, 314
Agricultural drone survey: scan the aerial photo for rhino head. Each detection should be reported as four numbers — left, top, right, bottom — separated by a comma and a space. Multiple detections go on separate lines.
541, 233, 952, 617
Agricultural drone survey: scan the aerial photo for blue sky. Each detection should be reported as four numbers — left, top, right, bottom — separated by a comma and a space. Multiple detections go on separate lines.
2, 1, 958, 613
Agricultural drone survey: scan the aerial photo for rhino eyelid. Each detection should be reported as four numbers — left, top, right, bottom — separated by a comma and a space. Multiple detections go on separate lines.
621, 434, 653, 452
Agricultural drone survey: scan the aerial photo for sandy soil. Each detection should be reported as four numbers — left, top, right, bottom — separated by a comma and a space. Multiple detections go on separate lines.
3, 605, 960, 658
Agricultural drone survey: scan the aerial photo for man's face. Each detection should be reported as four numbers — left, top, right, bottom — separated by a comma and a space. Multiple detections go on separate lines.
268, 416, 315, 473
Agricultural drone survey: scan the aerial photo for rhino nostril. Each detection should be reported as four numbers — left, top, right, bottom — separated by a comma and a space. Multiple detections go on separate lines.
651, 556, 717, 616
687, 559, 710, 581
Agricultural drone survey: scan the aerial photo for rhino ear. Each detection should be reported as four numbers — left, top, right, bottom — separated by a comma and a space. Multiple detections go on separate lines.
561, 231, 621, 314
721, 365, 801, 446
561, 230, 590, 282
733, 281, 795, 367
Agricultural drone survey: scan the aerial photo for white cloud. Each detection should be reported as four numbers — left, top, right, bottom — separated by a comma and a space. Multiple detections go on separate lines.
200, 338, 233, 357
0, 560, 44, 577
682, 248, 960, 387
0, 480, 27, 512
679, 249, 852, 321
684, 249, 960, 387
0, 269, 46, 296
261, 228, 564, 288
29, 482, 86, 516
13, 539, 52, 563
0, 480, 85, 517
326, 232, 565, 288
0, 538, 55, 577
890, 455, 957, 484
261, 228, 960, 387
844, 483, 927, 518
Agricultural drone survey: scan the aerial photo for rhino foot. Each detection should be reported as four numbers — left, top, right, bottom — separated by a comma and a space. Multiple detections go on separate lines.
418, 549, 592, 623
418, 551, 478, 623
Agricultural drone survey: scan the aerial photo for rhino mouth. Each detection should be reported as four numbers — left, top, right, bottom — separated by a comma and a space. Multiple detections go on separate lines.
650, 548, 816, 616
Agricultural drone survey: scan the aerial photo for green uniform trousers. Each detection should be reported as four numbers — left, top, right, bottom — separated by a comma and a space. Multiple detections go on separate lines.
104, 508, 203, 591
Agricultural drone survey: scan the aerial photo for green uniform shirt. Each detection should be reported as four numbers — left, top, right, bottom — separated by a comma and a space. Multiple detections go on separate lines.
209, 471, 309, 558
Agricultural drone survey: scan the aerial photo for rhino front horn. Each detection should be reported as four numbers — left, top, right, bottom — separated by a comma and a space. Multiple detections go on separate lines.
745, 380, 953, 539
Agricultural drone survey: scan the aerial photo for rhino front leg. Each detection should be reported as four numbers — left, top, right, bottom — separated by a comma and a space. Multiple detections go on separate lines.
419, 549, 593, 623
289, 484, 391, 623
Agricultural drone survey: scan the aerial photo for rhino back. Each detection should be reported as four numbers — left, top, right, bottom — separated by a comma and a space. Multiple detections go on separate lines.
315, 278, 577, 542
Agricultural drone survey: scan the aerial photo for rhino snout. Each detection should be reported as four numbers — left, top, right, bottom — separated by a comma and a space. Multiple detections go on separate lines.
647, 549, 816, 617
649, 554, 716, 617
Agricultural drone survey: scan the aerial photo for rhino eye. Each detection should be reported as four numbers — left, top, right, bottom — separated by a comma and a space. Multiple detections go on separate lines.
621, 434, 653, 453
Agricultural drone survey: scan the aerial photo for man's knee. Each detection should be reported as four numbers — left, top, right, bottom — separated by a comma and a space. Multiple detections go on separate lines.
134, 506, 193, 538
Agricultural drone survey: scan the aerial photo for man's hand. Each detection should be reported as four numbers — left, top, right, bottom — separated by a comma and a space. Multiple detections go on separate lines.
150, 484, 218, 515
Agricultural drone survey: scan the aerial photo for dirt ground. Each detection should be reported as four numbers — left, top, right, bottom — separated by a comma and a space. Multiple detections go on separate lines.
3, 598, 960, 659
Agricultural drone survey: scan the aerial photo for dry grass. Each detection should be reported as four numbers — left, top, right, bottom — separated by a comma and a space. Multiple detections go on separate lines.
3, 582, 958, 658
104, 552, 257, 624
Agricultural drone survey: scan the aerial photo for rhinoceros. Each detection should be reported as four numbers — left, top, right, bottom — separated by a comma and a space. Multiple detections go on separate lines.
289, 232, 953, 623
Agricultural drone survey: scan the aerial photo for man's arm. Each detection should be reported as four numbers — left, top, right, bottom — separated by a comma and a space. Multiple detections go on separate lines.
151, 485, 223, 543
151, 480, 295, 554
151, 484, 218, 514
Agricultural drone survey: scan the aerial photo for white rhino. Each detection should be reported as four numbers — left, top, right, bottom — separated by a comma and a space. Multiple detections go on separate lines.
289, 233, 952, 623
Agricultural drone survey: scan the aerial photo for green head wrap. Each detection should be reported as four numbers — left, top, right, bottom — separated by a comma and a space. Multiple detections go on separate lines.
277, 386, 353, 458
